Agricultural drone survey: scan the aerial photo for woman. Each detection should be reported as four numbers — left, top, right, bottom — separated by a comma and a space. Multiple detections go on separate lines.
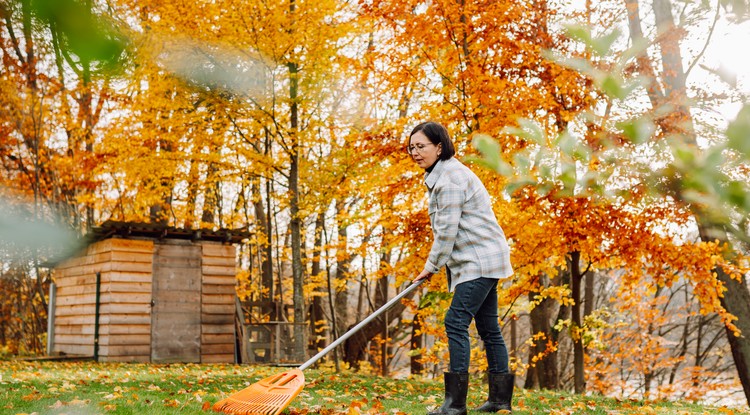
409, 121, 514, 414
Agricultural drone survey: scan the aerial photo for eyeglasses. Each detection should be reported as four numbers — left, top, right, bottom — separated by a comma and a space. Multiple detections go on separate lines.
407, 142, 435, 155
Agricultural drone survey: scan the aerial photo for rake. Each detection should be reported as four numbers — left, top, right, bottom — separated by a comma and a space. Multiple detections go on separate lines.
212, 278, 426, 415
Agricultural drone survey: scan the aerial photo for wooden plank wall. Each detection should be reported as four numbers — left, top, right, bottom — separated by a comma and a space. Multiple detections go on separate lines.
53, 241, 105, 357
52, 238, 154, 362
54, 237, 237, 363
201, 242, 237, 363
99, 238, 154, 362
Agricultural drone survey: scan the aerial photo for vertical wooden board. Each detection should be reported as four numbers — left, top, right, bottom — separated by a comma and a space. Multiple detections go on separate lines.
151, 242, 202, 363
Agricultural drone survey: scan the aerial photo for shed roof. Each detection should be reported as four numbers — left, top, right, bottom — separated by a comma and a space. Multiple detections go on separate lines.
89, 220, 252, 244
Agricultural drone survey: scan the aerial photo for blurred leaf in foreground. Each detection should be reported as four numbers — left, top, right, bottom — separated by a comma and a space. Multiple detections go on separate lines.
0, 195, 81, 262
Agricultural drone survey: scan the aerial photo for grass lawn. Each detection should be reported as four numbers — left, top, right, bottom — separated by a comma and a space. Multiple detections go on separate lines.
1, 361, 747, 414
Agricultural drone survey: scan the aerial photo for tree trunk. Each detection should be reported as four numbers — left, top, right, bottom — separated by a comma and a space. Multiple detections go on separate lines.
334, 199, 351, 336
201, 162, 219, 225
569, 251, 586, 394
288, 62, 306, 361
252, 180, 275, 313
343, 285, 414, 369
310, 213, 328, 352
714, 248, 750, 404
584, 271, 595, 318
286, 0, 305, 361
410, 309, 425, 375
344, 243, 397, 370
527, 272, 560, 390
377, 248, 391, 376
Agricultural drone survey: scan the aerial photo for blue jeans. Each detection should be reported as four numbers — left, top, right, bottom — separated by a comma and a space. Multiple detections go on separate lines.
445, 277, 509, 374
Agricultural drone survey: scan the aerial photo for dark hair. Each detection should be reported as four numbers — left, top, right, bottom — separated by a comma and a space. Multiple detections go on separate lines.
409, 121, 455, 160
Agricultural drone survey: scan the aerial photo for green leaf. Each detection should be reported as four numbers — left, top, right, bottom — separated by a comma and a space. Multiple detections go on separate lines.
726, 104, 750, 158
514, 153, 532, 174
0, 197, 82, 261
703, 147, 726, 171
619, 37, 650, 65
505, 179, 536, 196
600, 74, 627, 100
501, 118, 546, 145
556, 131, 577, 156
538, 155, 554, 179
560, 160, 577, 193
590, 29, 621, 56
564, 25, 621, 56
538, 182, 554, 197
671, 142, 696, 169
617, 117, 656, 144
31, 0, 125, 67
565, 25, 594, 46
469, 134, 513, 176
725, 180, 750, 210
549, 53, 597, 75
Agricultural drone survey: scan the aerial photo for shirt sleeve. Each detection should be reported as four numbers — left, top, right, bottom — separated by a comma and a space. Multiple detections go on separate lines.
424, 180, 464, 274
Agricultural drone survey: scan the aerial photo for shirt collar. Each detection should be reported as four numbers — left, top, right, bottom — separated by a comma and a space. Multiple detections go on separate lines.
424, 158, 449, 190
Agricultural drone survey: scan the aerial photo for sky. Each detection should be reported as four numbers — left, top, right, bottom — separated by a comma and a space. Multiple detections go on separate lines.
701, 18, 750, 124
707, 19, 750, 93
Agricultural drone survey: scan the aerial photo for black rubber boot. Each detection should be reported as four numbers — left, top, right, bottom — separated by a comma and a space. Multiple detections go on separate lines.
427, 372, 469, 415
475, 373, 514, 412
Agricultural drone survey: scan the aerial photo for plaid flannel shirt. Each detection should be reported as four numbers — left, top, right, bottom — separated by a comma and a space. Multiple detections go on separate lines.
423, 157, 513, 292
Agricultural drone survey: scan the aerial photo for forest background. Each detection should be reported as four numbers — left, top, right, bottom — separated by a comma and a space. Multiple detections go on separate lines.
2, 0, 750, 409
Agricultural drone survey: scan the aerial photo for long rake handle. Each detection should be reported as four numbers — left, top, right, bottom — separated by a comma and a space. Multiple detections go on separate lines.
298, 278, 426, 371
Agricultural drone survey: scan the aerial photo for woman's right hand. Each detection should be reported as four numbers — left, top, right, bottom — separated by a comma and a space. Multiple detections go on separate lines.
413, 270, 433, 283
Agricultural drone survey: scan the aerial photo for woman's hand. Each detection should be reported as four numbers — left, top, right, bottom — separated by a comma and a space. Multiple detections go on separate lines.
413, 270, 433, 283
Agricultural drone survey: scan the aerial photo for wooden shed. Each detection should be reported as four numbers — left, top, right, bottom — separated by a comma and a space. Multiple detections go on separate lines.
49, 221, 250, 363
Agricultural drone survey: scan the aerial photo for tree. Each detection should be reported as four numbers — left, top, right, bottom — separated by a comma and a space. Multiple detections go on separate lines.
623, 0, 750, 404
471, 0, 749, 397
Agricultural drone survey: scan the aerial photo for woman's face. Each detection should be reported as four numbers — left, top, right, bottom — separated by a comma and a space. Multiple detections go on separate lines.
409, 131, 441, 170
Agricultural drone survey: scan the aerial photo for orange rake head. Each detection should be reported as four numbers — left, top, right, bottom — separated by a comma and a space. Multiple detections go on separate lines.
212, 369, 305, 415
